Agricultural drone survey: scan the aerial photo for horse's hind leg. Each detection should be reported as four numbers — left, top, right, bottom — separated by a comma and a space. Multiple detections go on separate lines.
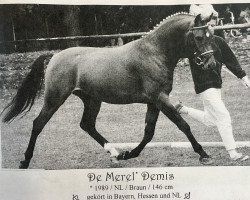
77, 95, 119, 162
19, 91, 69, 169
117, 103, 160, 160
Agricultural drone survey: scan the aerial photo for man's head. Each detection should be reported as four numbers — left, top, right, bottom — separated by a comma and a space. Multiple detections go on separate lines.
189, 4, 218, 32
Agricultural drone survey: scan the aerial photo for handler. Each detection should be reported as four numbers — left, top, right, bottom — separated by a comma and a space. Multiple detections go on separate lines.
189, 4, 224, 38
176, 4, 250, 161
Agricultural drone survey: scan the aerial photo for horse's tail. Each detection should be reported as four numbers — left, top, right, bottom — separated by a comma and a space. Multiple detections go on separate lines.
1, 53, 54, 123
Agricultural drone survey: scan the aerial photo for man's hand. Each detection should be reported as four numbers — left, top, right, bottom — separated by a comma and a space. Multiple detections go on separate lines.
241, 76, 250, 88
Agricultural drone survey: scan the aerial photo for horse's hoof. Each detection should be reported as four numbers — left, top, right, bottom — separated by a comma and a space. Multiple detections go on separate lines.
117, 151, 130, 160
110, 156, 119, 164
19, 160, 29, 169
199, 157, 214, 165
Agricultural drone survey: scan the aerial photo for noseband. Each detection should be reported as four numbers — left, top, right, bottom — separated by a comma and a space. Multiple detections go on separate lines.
194, 50, 214, 66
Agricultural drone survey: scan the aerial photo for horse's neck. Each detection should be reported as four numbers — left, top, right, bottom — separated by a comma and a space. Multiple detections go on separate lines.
145, 15, 192, 56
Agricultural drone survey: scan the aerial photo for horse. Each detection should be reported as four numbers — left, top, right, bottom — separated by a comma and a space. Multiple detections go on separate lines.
1, 13, 216, 169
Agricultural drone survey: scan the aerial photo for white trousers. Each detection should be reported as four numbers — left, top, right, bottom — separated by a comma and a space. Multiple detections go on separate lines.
186, 88, 236, 151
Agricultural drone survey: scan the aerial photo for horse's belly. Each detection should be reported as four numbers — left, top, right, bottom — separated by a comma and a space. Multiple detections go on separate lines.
102, 94, 147, 104
82, 82, 147, 104
77, 71, 147, 104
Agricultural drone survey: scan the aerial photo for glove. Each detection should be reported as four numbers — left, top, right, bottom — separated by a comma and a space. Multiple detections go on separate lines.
241, 76, 250, 88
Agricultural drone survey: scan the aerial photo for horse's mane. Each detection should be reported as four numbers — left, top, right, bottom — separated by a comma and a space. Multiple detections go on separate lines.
143, 12, 195, 37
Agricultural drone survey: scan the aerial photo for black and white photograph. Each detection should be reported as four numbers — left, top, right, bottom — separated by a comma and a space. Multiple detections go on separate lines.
1, 2, 250, 170
1, 1, 250, 199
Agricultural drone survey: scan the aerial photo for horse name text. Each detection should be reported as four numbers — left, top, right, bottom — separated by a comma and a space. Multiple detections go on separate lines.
87, 172, 136, 182
141, 171, 175, 181
87, 171, 175, 182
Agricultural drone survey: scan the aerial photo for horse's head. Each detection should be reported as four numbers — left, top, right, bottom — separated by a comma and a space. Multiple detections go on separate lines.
187, 14, 216, 70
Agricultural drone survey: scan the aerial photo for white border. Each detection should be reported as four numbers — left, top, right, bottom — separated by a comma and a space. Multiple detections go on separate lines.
0, 0, 250, 5
1, 2, 250, 200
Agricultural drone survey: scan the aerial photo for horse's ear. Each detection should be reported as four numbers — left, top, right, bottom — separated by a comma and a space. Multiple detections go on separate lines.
194, 14, 202, 26
206, 13, 214, 23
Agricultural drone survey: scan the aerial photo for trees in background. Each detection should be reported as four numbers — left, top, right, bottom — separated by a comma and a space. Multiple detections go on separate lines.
0, 4, 249, 53
0, 5, 189, 41
64, 5, 81, 46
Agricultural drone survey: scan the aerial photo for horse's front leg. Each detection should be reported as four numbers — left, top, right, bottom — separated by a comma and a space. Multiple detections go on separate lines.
156, 92, 213, 165
117, 103, 160, 160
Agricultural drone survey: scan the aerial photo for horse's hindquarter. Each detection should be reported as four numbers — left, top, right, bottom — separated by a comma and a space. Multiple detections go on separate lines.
44, 47, 91, 98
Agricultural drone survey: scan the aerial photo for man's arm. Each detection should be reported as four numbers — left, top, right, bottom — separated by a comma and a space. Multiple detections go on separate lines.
216, 36, 246, 78
216, 36, 250, 87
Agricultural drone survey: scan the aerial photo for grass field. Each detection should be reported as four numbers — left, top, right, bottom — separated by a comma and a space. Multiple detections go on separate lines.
1, 38, 250, 169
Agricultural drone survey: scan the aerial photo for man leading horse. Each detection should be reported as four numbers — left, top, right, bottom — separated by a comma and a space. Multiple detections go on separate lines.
176, 4, 250, 161
1, 13, 217, 168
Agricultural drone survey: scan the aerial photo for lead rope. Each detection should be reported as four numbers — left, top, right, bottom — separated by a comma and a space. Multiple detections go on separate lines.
208, 61, 223, 85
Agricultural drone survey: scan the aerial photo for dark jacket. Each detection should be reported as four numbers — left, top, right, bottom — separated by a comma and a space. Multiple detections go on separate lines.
189, 36, 246, 94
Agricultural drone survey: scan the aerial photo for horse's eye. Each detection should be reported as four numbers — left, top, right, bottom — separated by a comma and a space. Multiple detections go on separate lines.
195, 36, 203, 41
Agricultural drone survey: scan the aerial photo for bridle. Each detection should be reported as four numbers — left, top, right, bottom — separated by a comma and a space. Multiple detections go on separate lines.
190, 25, 215, 67
193, 50, 214, 66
